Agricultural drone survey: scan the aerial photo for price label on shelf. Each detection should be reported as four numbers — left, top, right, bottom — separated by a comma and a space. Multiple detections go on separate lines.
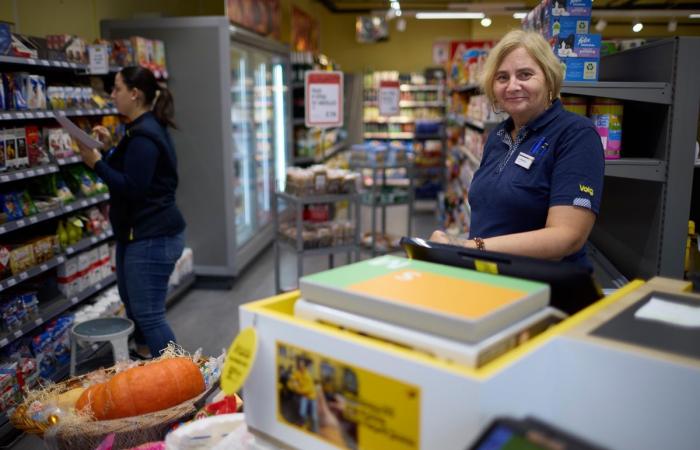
19, 272, 28, 280
0, 339, 7, 348
7, 279, 16, 287
36, 168, 45, 175
91, 236, 98, 244
28, 59, 36, 65
57, 256, 65, 263
37, 111, 46, 118
40, 264, 48, 271
15, 172, 25, 180
378, 80, 401, 117
305, 71, 343, 128
16, 112, 26, 119
16, 219, 25, 227
76, 109, 84, 115
88, 44, 109, 75
26, 169, 35, 177
95, 282, 102, 290
61, 62, 70, 68
80, 200, 88, 207
29, 216, 38, 224
13, 330, 22, 338
2, 113, 10, 120
26, 112, 35, 119
41, 60, 50, 67
58, 110, 67, 117
71, 297, 79, 305
0, 175, 8, 182
0, 226, 5, 234
67, 247, 75, 254
47, 211, 55, 218
65, 204, 73, 212
34, 318, 43, 326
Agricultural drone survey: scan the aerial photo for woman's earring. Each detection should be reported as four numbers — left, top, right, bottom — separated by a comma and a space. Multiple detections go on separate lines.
549, 91, 553, 102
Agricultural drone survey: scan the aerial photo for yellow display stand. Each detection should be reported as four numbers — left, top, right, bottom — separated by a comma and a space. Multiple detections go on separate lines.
240, 277, 700, 450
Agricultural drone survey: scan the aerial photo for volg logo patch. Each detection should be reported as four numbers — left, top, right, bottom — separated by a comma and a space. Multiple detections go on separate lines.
579, 184, 594, 196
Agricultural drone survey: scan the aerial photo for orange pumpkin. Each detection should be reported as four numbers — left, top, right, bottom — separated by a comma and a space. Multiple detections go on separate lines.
76, 357, 205, 420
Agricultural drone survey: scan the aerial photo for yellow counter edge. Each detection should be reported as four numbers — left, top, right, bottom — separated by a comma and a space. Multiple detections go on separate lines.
241, 280, 646, 380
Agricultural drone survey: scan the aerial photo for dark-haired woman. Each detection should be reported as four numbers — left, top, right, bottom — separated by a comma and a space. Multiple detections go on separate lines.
78, 66, 186, 359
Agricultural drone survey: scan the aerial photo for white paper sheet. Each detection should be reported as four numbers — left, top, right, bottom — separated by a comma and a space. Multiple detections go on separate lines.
54, 115, 104, 149
634, 297, 700, 328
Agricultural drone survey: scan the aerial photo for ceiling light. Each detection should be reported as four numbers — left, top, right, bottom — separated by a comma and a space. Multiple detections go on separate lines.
632, 22, 643, 32
391, 1, 400, 9
513, 12, 527, 20
668, 20, 677, 32
415, 12, 485, 19
396, 9, 402, 17
481, 17, 492, 27
594, 19, 607, 32
690, 14, 700, 19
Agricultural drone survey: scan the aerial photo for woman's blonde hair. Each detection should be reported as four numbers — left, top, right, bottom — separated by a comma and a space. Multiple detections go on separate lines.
479, 30, 564, 108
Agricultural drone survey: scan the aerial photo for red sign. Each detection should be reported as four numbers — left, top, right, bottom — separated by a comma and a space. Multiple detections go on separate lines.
378, 80, 400, 117
305, 71, 343, 128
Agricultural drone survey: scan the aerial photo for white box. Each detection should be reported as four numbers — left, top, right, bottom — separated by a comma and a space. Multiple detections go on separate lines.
77, 252, 91, 293
86, 248, 100, 286
57, 257, 79, 296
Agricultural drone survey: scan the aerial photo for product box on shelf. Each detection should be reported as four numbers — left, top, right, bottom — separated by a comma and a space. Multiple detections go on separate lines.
57, 256, 79, 297
561, 57, 599, 81
77, 252, 91, 292
86, 248, 101, 286
544, 15, 590, 39
544, 0, 592, 17
14, 127, 28, 168
553, 33, 601, 59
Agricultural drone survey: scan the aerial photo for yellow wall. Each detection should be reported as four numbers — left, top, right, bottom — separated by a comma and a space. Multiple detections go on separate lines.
1, 0, 223, 41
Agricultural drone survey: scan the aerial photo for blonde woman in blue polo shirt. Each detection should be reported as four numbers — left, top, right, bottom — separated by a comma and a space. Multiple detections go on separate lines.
431, 30, 604, 270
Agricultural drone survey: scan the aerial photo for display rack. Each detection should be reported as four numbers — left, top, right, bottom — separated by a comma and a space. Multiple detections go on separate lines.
363, 75, 447, 201
351, 161, 415, 256
273, 191, 361, 293
559, 37, 700, 279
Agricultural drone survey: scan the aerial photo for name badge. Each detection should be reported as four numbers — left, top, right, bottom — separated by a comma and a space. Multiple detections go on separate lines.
515, 152, 535, 170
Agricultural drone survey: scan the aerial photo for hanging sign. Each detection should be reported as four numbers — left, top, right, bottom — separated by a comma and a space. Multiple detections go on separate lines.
88, 44, 109, 75
221, 327, 259, 395
305, 71, 343, 128
378, 80, 401, 117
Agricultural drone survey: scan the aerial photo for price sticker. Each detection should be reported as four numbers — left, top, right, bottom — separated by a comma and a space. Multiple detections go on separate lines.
41, 60, 50, 66
0, 339, 7, 347
2, 113, 10, 120
7, 279, 16, 287
29, 216, 38, 224
91, 237, 98, 244
81, 200, 89, 207
65, 205, 73, 212
26, 112, 35, 119
62, 61, 70, 68
0, 226, 5, 234
16, 219, 25, 227
40, 264, 48, 271
76, 109, 84, 115
71, 297, 79, 305
28, 58, 36, 65
58, 110, 67, 117
67, 247, 75, 254
15, 172, 25, 180
52, 61, 61, 67
37, 111, 46, 118
13, 330, 22, 338
47, 211, 55, 218
221, 327, 259, 395
95, 282, 102, 290
27, 169, 36, 177
57, 256, 65, 263
0, 175, 9, 182
16, 112, 26, 119
19, 272, 28, 280
34, 318, 43, 326
36, 168, 44, 175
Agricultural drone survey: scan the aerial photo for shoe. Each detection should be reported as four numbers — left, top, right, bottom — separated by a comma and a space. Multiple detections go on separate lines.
129, 350, 152, 361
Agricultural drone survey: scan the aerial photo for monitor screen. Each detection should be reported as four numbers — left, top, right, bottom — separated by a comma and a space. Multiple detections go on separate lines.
400, 237, 603, 315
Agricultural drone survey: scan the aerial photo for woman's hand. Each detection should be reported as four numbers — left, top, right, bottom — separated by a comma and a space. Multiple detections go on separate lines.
77, 140, 102, 170
429, 230, 474, 248
92, 125, 114, 150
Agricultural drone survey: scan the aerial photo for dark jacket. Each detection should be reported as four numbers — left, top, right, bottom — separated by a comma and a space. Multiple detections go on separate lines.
94, 112, 186, 242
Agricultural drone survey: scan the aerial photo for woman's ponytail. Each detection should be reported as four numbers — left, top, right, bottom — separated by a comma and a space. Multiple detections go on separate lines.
152, 85, 176, 129
120, 66, 177, 128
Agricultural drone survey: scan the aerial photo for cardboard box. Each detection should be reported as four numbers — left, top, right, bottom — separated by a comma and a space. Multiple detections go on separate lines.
77, 252, 91, 293
57, 257, 79, 296
544, 15, 590, 39
560, 56, 599, 81
553, 33, 601, 60
86, 248, 100, 286
544, 0, 592, 17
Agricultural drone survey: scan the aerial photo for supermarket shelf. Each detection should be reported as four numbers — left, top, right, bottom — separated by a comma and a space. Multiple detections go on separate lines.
294, 140, 350, 165
363, 117, 415, 124
454, 145, 481, 167
56, 155, 83, 166
65, 229, 114, 257
400, 84, 444, 91
278, 239, 360, 256
277, 191, 360, 205
0, 164, 59, 184
165, 272, 196, 307
364, 132, 414, 139
0, 54, 122, 73
464, 117, 500, 132
352, 161, 413, 170
414, 133, 444, 140
0, 193, 110, 237
561, 81, 671, 105
604, 158, 666, 182
0, 273, 117, 349
449, 83, 480, 94
364, 101, 445, 108
362, 199, 411, 207
0, 108, 118, 121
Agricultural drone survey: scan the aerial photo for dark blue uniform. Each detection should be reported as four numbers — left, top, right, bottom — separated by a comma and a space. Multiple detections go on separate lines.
468, 99, 604, 269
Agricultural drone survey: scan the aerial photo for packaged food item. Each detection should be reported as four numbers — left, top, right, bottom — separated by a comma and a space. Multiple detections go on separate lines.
12, 73, 30, 111
0, 129, 6, 172
5, 128, 17, 170
13, 127, 28, 168
590, 97, 623, 159
27, 75, 46, 110
9, 243, 35, 275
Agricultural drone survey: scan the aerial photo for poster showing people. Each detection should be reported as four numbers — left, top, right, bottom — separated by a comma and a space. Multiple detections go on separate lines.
227, 0, 281, 40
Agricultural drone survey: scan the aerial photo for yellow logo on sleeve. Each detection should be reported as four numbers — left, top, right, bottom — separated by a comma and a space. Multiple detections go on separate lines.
579, 184, 594, 196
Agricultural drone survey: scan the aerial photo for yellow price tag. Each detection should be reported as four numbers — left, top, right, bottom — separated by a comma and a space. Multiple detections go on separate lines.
221, 327, 258, 395
475, 259, 499, 274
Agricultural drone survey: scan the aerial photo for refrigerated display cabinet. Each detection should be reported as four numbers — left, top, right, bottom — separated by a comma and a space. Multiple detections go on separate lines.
102, 17, 291, 279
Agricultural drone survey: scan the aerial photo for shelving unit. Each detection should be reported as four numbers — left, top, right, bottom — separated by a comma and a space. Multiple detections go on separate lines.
351, 161, 414, 256
565, 37, 700, 280
273, 191, 361, 293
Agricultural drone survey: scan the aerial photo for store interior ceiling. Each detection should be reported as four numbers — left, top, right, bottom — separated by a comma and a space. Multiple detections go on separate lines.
319, 0, 700, 25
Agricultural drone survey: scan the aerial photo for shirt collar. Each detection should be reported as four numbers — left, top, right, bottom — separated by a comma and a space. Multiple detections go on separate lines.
126, 111, 152, 130
500, 99, 564, 134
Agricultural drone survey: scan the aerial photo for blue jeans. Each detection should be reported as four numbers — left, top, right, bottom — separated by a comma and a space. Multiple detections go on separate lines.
116, 232, 184, 357
299, 396, 319, 433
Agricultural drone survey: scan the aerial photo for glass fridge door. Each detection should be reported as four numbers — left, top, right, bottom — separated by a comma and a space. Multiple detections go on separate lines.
251, 51, 277, 227
271, 57, 288, 193
230, 47, 256, 245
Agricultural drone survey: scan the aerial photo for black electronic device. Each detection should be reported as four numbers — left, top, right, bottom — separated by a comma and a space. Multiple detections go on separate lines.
468, 416, 608, 450
400, 237, 603, 315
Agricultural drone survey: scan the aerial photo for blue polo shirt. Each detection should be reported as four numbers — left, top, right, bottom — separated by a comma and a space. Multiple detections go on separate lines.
468, 99, 604, 269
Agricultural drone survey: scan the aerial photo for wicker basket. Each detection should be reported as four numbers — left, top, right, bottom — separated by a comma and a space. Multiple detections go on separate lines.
10, 356, 216, 450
